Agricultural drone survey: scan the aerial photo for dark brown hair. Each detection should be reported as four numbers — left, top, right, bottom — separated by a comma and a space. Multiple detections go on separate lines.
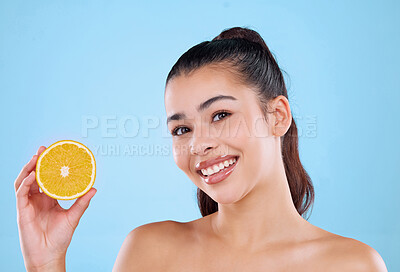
166, 26, 314, 219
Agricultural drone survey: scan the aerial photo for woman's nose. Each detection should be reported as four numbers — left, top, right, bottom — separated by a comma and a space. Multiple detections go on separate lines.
190, 143, 213, 156
189, 133, 216, 156
188, 122, 218, 155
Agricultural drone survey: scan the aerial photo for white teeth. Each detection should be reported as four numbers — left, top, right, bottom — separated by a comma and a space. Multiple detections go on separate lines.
213, 165, 220, 173
200, 157, 238, 177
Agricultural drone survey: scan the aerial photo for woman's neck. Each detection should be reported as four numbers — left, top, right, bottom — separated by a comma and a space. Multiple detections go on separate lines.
210, 160, 310, 252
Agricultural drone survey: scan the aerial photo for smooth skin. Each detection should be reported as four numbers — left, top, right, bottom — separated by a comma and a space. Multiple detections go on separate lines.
114, 65, 388, 271
16, 65, 387, 271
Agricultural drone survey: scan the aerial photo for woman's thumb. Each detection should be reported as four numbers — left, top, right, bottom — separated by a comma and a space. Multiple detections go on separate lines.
66, 188, 97, 230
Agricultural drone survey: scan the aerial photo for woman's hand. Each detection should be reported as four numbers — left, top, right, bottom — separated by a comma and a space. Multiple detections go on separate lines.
15, 146, 97, 271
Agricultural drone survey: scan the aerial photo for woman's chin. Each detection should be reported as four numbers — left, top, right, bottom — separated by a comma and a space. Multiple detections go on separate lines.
208, 192, 242, 205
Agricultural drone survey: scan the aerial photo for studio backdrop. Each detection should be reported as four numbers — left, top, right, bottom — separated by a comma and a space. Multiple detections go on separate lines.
1, 1, 398, 271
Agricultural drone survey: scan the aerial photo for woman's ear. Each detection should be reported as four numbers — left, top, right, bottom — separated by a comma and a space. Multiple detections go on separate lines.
271, 95, 292, 137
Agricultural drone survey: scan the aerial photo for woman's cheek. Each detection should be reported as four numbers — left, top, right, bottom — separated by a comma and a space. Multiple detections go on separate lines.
172, 142, 190, 171
172, 143, 183, 170
230, 114, 253, 139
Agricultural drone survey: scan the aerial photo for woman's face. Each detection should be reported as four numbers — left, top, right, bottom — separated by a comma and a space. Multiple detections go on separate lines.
164, 65, 281, 204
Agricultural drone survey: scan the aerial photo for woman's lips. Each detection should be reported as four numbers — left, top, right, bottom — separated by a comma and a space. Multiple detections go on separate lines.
195, 154, 238, 171
197, 156, 239, 185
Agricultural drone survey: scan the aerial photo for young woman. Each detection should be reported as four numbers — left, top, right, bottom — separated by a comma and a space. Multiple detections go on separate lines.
15, 27, 387, 271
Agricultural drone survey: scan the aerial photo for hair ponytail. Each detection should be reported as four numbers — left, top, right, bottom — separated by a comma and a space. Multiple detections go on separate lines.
167, 26, 314, 219
282, 117, 314, 219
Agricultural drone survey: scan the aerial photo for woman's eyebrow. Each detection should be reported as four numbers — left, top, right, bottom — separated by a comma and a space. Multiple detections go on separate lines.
166, 95, 237, 125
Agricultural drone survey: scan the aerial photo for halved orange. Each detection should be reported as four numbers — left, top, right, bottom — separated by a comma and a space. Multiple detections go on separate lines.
35, 140, 96, 200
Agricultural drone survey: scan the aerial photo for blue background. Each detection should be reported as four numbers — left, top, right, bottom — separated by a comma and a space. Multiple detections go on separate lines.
1, 0, 398, 271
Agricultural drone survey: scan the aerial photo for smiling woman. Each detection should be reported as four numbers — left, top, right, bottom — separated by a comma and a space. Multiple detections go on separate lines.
158, 26, 387, 271
165, 34, 314, 218
14, 26, 388, 272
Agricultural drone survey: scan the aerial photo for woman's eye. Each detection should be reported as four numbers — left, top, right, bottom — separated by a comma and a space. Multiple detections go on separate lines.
213, 111, 231, 122
172, 127, 190, 136
171, 111, 231, 137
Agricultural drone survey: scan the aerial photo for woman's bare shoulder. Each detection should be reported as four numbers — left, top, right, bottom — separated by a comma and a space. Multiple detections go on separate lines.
113, 220, 185, 272
125, 219, 188, 251
130, 219, 185, 236
318, 233, 387, 272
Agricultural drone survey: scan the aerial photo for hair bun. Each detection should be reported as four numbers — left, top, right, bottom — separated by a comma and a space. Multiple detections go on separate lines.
212, 26, 268, 49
